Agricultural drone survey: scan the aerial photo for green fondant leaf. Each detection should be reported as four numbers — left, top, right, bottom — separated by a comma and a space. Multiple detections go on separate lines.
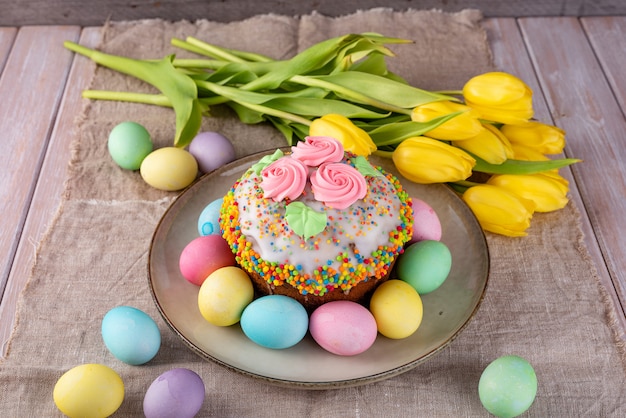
251, 149, 284, 175
285, 202, 327, 239
352, 155, 384, 178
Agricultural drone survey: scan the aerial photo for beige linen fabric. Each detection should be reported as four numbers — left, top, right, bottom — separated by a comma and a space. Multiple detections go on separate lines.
1, 9, 625, 416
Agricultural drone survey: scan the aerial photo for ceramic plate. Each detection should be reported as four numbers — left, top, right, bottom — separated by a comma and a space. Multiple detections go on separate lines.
148, 151, 489, 389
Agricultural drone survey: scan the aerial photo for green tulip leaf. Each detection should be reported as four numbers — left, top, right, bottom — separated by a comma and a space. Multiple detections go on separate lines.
367, 114, 462, 146
306, 71, 451, 109
265, 98, 389, 119
241, 34, 361, 91
64, 41, 201, 148
239, 34, 409, 92
285, 202, 328, 239
227, 102, 266, 124
472, 154, 582, 175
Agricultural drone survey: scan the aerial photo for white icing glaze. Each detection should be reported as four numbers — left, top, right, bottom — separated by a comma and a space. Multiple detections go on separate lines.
233, 162, 406, 276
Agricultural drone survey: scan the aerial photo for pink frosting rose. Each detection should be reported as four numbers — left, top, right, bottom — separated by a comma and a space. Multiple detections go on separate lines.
310, 162, 367, 209
260, 156, 308, 202
291, 136, 344, 167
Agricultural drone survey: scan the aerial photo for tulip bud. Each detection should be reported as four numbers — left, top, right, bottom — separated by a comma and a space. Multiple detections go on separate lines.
500, 121, 565, 155
411, 100, 483, 140
462, 184, 535, 237
309, 114, 377, 156
510, 143, 550, 162
486, 172, 569, 212
453, 123, 514, 165
392, 136, 475, 184
462, 72, 533, 124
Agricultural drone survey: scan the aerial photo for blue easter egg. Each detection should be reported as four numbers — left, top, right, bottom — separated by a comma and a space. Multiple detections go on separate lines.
101, 306, 161, 365
240, 295, 308, 349
197, 198, 223, 236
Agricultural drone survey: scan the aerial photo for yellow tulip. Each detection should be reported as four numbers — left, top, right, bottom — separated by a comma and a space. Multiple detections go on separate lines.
500, 121, 566, 155
453, 123, 514, 164
410, 100, 483, 140
487, 172, 569, 212
462, 72, 533, 124
392, 136, 475, 184
309, 114, 377, 156
462, 184, 535, 237
510, 143, 550, 161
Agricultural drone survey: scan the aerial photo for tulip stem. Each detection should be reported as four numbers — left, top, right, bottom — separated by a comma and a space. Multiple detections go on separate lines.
453, 180, 481, 188
435, 90, 463, 96
82, 90, 173, 106
373, 150, 394, 159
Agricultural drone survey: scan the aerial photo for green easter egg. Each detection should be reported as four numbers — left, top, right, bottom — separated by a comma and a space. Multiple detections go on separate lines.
396, 240, 452, 294
108, 121, 153, 170
479, 355, 538, 418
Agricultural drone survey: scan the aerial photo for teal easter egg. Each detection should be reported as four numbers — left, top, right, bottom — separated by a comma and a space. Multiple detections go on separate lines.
240, 295, 308, 349
101, 306, 161, 365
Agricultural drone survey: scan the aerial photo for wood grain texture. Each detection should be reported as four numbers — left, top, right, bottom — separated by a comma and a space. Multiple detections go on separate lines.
1, 0, 625, 26
581, 17, 626, 112
0, 28, 17, 73
0, 26, 81, 353
518, 17, 626, 324
484, 18, 626, 339
0, 27, 102, 357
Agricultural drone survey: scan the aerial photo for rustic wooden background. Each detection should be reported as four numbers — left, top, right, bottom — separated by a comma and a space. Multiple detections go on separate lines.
2, 0, 625, 26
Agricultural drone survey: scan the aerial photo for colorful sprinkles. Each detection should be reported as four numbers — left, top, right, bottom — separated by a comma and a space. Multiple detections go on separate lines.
220, 156, 414, 297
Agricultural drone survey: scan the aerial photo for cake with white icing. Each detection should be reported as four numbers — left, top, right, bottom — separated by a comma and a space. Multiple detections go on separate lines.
220, 136, 413, 310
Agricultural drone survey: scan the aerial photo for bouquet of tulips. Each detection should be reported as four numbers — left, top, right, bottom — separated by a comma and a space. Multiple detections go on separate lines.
64, 33, 579, 237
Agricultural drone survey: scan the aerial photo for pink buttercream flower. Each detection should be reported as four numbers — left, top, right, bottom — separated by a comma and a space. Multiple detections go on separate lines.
310, 162, 367, 209
260, 156, 308, 201
291, 136, 344, 167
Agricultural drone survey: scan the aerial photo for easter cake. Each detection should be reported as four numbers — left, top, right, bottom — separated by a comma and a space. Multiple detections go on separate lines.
219, 136, 413, 310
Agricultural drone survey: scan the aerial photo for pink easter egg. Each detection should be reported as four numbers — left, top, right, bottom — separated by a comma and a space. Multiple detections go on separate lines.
309, 301, 378, 356
179, 235, 235, 286
410, 198, 442, 243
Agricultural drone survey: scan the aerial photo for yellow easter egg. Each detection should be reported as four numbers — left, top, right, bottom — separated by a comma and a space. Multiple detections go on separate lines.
198, 266, 254, 326
53, 364, 124, 418
369, 280, 423, 339
140, 147, 198, 191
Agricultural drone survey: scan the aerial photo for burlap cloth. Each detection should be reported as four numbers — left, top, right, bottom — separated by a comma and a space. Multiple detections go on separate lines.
1, 9, 625, 417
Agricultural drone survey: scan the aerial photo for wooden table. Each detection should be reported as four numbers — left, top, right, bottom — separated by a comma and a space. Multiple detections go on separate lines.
1, 17, 625, 358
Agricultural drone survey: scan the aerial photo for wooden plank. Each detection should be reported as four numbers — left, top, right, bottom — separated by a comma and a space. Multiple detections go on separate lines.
581, 17, 626, 113
516, 17, 626, 325
1, 0, 625, 26
0, 25, 81, 354
483, 18, 626, 339
0, 27, 17, 73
